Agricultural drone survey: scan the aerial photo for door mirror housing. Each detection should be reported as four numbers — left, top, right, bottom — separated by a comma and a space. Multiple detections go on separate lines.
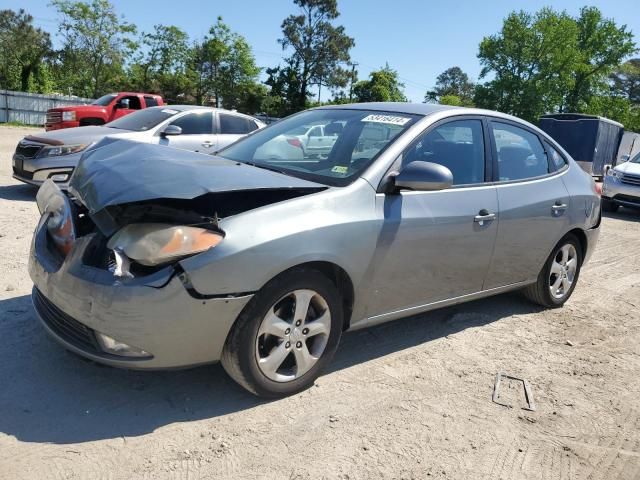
392, 161, 453, 192
160, 125, 182, 138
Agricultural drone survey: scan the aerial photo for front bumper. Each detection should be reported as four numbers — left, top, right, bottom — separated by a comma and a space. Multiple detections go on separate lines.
602, 176, 640, 209
29, 217, 252, 369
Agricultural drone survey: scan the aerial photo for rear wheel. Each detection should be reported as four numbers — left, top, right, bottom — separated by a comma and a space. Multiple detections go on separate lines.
601, 198, 619, 212
523, 234, 582, 308
221, 268, 343, 397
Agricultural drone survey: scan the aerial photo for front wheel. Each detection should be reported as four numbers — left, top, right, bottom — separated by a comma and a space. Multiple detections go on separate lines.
522, 234, 582, 308
221, 268, 343, 397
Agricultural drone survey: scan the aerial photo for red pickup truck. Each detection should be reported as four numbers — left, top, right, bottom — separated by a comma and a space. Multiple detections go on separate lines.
45, 92, 164, 131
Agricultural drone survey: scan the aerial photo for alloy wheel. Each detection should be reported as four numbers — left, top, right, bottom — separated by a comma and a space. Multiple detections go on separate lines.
549, 244, 578, 300
255, 289, 331, 382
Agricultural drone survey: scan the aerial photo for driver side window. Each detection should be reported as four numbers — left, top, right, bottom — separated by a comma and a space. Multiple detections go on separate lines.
403, 119, 485, 185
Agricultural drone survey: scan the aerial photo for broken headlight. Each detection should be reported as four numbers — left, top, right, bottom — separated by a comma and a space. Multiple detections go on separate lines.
106, 223, 224, 267
36, 179, 76, 256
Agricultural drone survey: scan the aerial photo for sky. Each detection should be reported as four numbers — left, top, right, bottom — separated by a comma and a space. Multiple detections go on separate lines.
3, 0, 640, 102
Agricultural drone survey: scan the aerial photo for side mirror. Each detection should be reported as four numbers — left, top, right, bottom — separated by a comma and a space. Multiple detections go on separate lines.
620, 154, 630, 163
392, 161, 453, 192
117, 98, 130, 109
160, 125, 182, 138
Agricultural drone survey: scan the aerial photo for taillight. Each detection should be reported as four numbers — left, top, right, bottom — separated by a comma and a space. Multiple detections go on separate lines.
594, 181, 602, 197
287, 138, 303, 149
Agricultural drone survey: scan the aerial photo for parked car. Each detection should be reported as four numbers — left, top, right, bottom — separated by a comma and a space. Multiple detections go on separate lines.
290, 123, 341, 157
602, 151, 640, 212
29, 103, 601, 398
45, 92, 164, 131
13, 106, 265, 187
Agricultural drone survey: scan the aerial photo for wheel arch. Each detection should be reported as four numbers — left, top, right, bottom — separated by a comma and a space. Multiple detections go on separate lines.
264, 261, 355, 331
566, 228, 587, 262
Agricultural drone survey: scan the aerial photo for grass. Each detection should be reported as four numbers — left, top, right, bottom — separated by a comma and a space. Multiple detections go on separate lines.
0, 121, 43, 128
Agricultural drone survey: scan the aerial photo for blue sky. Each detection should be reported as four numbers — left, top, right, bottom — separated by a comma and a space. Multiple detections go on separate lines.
4, 0, 639, 102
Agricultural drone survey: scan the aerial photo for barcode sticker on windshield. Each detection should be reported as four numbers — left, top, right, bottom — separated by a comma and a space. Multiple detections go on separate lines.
361, 114, 410, 126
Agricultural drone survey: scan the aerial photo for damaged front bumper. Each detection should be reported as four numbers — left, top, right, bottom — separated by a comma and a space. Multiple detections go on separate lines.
29, 219, 252, 369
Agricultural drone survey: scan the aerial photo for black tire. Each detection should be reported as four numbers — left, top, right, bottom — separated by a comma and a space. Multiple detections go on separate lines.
601, 198, 619, 213
221, 267, 343, 397
522, 234, 583, 308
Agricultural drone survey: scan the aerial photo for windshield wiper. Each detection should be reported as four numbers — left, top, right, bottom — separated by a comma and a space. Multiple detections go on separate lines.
242, 161, 289, 176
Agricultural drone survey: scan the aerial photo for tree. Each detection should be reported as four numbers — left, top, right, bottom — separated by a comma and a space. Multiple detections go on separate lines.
353, 64, 407, 102
610, 58, 640, 104
425, 66, 474, 106
476, 7, 636, 122
52, 0, 137, 97
188, 17, 261, 109
0, 9, 52, 91
129, 24, 190, 96
279, 0, 354, 110
564, 7, 636, 112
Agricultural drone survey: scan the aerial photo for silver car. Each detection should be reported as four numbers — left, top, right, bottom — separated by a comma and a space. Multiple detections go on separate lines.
602, 152, 640, 212
12, 106, 265, 188
29, 103, 601, 397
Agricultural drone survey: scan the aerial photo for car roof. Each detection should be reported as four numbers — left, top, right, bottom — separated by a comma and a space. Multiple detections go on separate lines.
146, 106, 261, 121
316, 102, 460, 116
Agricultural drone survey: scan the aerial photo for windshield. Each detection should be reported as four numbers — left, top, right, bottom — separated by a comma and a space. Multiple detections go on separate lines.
218, 109, 419, 186
106, 107, 180, 131
631, 152, 640, 164
92, 94, 117, 106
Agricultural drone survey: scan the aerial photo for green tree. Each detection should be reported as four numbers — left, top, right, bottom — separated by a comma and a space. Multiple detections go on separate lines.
279, 0, 354, 110
425, 66, 474, 106
476, 7, 636, 122
52, 0, 137, 97
353, 64, 407, 102
0, 9, 52, 92
188, 17, 260, 109
610, 58, 640, 104
564, 7, 636, 112
129, 24, 190, 96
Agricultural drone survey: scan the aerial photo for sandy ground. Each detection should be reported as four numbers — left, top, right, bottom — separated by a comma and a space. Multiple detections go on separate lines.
0, 125, 639, 480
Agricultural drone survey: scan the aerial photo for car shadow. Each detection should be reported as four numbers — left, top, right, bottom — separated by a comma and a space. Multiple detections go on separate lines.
602, 208, 640, 222
0, 291, 540, 445
0, 183, 37, 201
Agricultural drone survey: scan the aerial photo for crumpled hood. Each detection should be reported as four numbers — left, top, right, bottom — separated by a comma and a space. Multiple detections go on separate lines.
69, 138, 325, 214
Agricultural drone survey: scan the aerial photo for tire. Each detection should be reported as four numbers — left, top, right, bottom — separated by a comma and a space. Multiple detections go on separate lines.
522, 234, 583, 308
221, 267, 343, 397
601, 198, 619, 213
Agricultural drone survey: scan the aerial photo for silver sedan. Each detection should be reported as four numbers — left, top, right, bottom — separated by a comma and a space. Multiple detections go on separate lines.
12, 106, 264, 188
29, 103, 601, 397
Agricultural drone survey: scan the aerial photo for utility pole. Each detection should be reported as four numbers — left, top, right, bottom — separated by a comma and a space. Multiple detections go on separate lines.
349, 62, 358, 102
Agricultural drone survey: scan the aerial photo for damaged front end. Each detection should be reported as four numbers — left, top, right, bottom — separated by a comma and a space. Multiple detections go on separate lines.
28, 141, 326, 367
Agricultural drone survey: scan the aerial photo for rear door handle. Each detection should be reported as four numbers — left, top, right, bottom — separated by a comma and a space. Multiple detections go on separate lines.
552, 202, 568, 216
474, 210, 496, 225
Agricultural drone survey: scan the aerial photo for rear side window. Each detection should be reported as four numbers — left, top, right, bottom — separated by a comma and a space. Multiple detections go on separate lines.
144, 96, 158, 107
403, 119, 485, 185
545, 142, 567, 170
220, 114, 251, 134
492, 122, 548, 181
170, 112, 213, 134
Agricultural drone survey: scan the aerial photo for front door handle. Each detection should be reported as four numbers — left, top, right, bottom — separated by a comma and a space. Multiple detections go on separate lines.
474, 210, 496, 225
201, 141, 215, 148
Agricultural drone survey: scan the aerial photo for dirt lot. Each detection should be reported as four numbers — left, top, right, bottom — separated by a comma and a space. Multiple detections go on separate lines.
0, 125, 639, 480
